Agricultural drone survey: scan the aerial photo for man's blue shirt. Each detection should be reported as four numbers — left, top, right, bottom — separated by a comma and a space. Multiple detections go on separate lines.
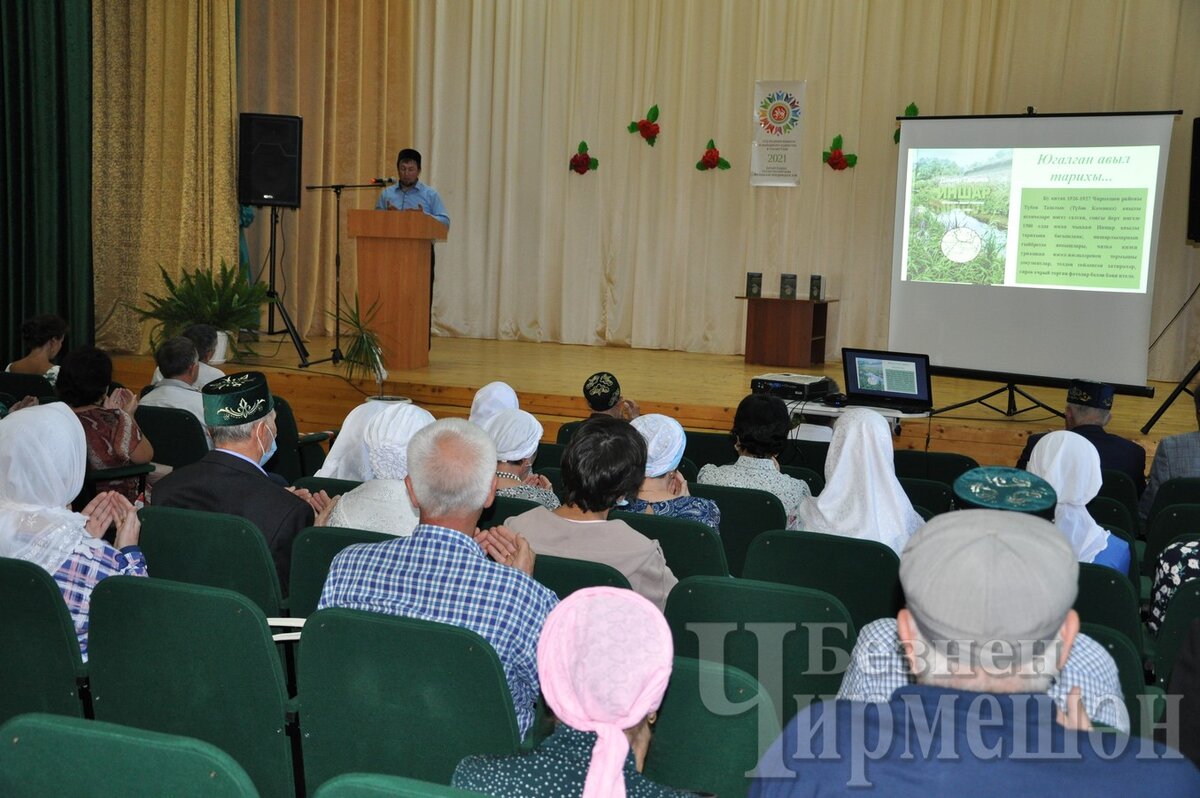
375, 180, 450, 228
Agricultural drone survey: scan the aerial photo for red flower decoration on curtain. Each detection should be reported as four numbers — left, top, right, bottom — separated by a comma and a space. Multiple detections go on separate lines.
628, 104, 660, 146
822, 134, 858, 170
569, 141, 599, 175
695, 139, 731, 171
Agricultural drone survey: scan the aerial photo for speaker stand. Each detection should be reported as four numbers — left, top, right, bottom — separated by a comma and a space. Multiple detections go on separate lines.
262, 206, 310, 366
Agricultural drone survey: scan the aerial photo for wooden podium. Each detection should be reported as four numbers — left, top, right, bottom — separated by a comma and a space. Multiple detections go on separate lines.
348, 209, 448, 370
739, 297, 837, 368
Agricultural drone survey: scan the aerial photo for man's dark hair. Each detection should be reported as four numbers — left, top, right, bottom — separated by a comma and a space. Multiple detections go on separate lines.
397, 148, 422, 171
156, 336, 199, 380
21, 314, 68, 351
180, 324, 219, 362
560, 415, 647, 513
57, 345, 113, 408
731, 393, 790, 458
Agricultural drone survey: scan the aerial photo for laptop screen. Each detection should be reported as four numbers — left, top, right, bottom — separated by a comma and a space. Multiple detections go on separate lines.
841, 348, 933, 411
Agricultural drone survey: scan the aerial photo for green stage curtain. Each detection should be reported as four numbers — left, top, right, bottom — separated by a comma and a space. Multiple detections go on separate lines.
0, 0, 92, 364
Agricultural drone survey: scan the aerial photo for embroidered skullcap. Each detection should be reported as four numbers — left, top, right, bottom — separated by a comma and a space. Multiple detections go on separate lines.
630, 414, 686, 477
469, 381, 519, 427
584, 372, 621, 412
481, 408, 543, 462
201, 371, 273, 426
363, 403, 437, 480
953, 467, 1057, 517
538, 587, 674, 798
1067, 379, 1114, 410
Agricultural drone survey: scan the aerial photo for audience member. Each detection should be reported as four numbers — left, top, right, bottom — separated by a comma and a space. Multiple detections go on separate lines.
325, 402, 435, 535
152, 372, 331, 588
750, 510, 1200, 796
507, 415, 676, 610
151, 323, 225, 386
696, 394, 812, 530
583, 371, 639, 420
453, 587, 689, 797
57, 345, 154, 503
1147, 538, 1200, 635
315, 398, 401, 481
483, 408, 560, 510
470, 381, 520, 427
0, 403, 146, 660
1140, 390, 1200, 521
1016, 379, 1146, 496
627, 414, 720, 532
138, 336, 212, 447
6, 313, 67, 386
1027, 430, 1131, 574
319, 418, 556, 736
795, 407, 921, 553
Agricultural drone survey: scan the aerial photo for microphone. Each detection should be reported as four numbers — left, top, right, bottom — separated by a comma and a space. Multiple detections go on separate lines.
370, 177, 395, 185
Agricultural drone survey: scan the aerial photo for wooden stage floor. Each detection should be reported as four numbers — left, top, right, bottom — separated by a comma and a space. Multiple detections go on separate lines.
113, 334, 1198, 468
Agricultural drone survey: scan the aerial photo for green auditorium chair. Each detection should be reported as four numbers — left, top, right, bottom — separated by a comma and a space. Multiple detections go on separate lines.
1080, 624, 1163, 738
780, 464, 824, 495
88, 577, 295, 798
1143, 504, 1200, 578
893, 449, 978, 486
780, 439, 829, 473
134, 405, 210, 468
265, 394, 331, 484
532, 554, 631, 597
1149, 579, 1200, 686
315, 773, 481, 797
1144, 478, 1200, 526
0, 372, 56, 403
664, 576, 855, 726
292, 475, 364, 498
682, 430, 738, 471
477, 495, 541, 529
1098, 468, 1141, 534
643, 657, 779, 798
898, 476, 954, 516
688, 483, 787, 577
535, 441, 565, 468
0, 557, 88, 724
532, 465, 564, 499
677, 455, 699, 483
297, 608, 523, 790
743, 529, 903, 632
610, 510, 730, 578
555, 420, 584, 444
1074, 562, 1146, 659
0, 714, 259, 798
289, 526, 394, 618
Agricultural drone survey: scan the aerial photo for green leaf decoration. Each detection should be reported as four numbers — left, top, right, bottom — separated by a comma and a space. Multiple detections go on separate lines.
717, 159, 731, 169
647, 137, 656, 147
628, 121, 639, 133
822, 150, 831, 161
647, 104, 659, 122
846, 154, 858, 167
696, 162, 706, 171
578, 141, 588, 154
589, 158, 598, 169
831, 134, 843, 150
706, 139, 715, 149
905, 102, 919, 117
330, 293, 385, 384
894, 128, 901, 144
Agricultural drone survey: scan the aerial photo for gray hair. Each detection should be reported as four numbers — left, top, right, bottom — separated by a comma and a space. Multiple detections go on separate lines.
208, 411, 274, 446
1067, 402, 1111, 427
909, 625, 1062, 694
406, 418, 497, 518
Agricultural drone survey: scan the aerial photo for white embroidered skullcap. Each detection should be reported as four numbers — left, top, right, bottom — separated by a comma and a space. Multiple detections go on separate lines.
482, 408, 543, 462
631, 414, 686, 478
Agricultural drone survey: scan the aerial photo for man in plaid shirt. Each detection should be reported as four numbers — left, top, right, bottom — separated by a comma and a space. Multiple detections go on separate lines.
319, 418, 557, 736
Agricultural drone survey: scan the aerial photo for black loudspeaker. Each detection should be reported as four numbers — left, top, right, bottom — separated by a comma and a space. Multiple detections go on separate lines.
238, 113, 302, 208
1190, 118, 1200, 243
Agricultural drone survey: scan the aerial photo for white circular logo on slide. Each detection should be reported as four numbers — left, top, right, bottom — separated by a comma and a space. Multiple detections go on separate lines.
940, 227, 982, 263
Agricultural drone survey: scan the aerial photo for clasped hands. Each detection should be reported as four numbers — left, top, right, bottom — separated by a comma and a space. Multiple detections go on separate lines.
473, 525, 536, 575
79, 491, 141, 549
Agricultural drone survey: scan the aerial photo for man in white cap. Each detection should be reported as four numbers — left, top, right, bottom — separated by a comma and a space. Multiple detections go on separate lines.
750, 509, 1199, 795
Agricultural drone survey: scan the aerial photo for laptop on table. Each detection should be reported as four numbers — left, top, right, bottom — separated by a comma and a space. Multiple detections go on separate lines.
840, 348, 934, 415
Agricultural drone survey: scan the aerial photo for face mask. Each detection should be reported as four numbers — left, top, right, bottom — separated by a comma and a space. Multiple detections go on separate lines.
258, 424, 278, 467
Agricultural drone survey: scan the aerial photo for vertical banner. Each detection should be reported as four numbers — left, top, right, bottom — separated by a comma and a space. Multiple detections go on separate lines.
751, 81, 805, 186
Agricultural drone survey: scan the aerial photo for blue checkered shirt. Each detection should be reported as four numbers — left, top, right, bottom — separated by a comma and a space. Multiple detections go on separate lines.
837, 617, 1130, 733
318, 523, 558, 735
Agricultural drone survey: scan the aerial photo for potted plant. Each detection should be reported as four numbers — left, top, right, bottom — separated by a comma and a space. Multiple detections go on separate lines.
332, 293, 390, 394
133, 259, 269, 361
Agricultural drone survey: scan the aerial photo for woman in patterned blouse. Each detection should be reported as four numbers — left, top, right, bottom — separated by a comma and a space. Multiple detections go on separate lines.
482, 408, 560, 510
627, 413, 720, 532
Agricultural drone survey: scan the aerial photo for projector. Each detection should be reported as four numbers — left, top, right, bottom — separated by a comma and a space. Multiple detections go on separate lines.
750, 373, 835, 402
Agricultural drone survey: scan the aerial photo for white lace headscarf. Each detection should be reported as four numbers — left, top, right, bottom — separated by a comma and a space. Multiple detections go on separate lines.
631, 414, 686, 478
796, 407, 923, 554
315, 400, 400, 480
364, 403, 437, 480
469, 381, 519, 427
1027, 430, 1109, 563
482, 408, 543, 462
0, 402, 100, 573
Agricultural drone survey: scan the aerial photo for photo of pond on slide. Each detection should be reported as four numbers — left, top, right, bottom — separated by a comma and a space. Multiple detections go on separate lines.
905, 149, 1012, 284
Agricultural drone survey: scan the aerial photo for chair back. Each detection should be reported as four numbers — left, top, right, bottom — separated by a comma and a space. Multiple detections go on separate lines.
643, 657, 779, 798
265, 394, 305, 484
780, 439, 829, 473
1074, 562, 1144, 657
1144, 503, 1200, 577
688, 483, 787, 577
1079, 624, 1155, 738
1099, 468, 1141, 534
893, 449, 978, 485
664, 576, 855, 726
555, 420, 584, 444
898, 476, 954, 516
88, 577, 293, 798
677, 455, 699, 483
0, 557, 86, 724
1145, 477, 1200, 525
477, 495, 541, 529
315, 773, 482, 797
0, 372, 56, 402
611, 510, 729, 578
292, 475, 364, 498
780, 464, 824, 495
298, 608, 522, 790
743, 530, 903, 631
289, 526, 394, 618
535, 441, 564, 468
532, 465, 564, 499
1087, 495, 1135, 537
532, 554, 631, 597
134, 405, 209, 468
138, 505, 282, 616
1152, 579, 1200, 686
683, 430, 738, 470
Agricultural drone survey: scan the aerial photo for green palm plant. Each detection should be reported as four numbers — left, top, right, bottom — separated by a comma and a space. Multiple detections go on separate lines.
331, 293, 385, 387
132, 259, 269, 355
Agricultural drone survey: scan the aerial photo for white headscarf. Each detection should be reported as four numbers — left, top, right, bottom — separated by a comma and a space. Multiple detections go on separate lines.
364, 403, 437, 480
631, 414, 686, 477
469, 382, 519, 427
315, 400, 402, 480
482, 408, 542, 462
0, 403, 102, 573
1027, 430, 1109, 564
796, 407, 923, 554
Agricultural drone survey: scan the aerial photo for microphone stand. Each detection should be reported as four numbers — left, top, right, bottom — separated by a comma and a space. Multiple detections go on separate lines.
302, 180, 389, 368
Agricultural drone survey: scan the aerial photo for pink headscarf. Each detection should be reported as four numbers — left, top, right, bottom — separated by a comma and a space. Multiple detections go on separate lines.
537, 587, 674, 798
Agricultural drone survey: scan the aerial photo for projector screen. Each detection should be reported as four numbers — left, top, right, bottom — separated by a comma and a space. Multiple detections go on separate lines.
888, 113, 1175, 387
